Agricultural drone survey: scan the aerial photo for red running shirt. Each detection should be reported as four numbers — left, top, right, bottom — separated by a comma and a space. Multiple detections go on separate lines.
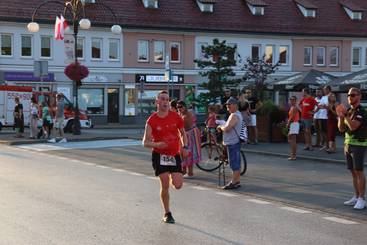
299, 97, 317, 119
147, 111, 184, 156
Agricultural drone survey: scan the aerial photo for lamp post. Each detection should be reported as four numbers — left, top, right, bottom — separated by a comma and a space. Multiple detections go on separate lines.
27, 0, 122, 135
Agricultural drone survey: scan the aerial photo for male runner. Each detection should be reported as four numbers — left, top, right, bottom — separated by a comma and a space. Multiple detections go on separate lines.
143, 90, 188, 223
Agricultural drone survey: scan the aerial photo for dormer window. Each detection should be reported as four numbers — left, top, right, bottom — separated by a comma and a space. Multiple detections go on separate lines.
245, 0, 267, 16
196, 0, 216, 13
142, 0, 158, 9
294, 0, 317, 18
340, 1, 364, 20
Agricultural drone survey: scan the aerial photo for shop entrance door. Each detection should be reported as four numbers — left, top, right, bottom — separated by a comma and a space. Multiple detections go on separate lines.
108, 88, 119, 123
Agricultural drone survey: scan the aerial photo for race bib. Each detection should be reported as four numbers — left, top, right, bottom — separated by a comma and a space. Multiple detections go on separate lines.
160, 154, 176, 166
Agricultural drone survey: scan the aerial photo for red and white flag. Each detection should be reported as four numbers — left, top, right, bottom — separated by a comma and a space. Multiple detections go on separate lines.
55, 15, 69, 40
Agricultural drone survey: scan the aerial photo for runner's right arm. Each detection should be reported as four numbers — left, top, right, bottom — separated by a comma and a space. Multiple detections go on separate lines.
142, 123, 167, 149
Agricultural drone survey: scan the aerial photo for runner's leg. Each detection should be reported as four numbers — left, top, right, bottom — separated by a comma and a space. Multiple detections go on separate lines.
159, 172, 171, 213
170, 172, 183, 190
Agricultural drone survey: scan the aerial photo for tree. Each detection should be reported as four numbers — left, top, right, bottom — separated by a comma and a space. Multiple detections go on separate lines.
242, 56, 280, 99
194, 38, 241, 106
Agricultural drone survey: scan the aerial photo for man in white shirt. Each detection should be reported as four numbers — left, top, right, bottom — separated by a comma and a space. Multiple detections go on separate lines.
313, 89, 324, 147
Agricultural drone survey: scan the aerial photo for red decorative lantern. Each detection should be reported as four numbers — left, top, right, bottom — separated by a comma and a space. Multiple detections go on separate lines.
64, 62, 89, 87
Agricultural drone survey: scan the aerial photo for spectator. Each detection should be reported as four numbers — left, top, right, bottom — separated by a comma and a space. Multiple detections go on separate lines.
326, 93, 338, 153
169, 99, 178, 112
318, 86, 331, 151
41, 101, 54, 142
337, 87, 366, 210
217, 97, 243, 189
244, 89, 261, 144
205, 105, 217, 132
313, 89, 324, 147
55, 93, 67, 143
299, 88, 317, 151
13, 97, 24, 138
287, 96, 300, 160
220, 88, 232, 119
177, 100, 201, 178
29, 97, 39, 139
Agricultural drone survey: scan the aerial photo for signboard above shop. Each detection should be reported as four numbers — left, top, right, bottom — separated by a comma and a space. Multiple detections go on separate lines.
135, 74, 184, 83
5, 71, 54, 82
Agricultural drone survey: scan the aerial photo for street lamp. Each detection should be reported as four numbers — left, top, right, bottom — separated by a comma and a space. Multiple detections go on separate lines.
27, 0, 122, 135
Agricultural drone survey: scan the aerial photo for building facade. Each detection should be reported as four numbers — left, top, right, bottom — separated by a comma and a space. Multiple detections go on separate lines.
1, 0, 367, 125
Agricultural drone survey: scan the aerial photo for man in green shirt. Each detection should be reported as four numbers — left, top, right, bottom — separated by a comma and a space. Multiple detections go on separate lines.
337, 87, 366, 210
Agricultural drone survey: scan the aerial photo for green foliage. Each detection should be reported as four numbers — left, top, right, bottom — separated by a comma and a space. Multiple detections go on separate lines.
194, 39, 241, 106
258, 100, 287, 124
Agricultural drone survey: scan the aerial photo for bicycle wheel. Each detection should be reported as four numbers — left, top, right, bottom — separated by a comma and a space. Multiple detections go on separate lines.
240, 150, 247, 175
197, 142, 222, 172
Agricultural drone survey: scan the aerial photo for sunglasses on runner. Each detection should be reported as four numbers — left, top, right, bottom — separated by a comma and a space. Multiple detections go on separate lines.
347, 94, 359, 98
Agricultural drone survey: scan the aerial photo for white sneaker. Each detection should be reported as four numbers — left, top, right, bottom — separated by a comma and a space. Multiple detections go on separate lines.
353, 198, 366, 210
59, 138, 67, 143
344, 196, 358, 206
47, 138, 56, 143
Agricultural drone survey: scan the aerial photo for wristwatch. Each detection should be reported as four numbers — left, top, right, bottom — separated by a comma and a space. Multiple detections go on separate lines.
183, 146, 189, 150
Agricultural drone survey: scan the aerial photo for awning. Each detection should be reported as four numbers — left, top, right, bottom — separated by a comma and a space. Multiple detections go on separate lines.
267, 69, 335, 91
329, 68, 367, 91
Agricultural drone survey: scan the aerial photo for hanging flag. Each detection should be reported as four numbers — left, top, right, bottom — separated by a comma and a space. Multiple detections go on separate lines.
55, 15, 69, 41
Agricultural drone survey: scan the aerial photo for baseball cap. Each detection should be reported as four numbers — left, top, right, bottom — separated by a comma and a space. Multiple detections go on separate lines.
225, 97, 238, 105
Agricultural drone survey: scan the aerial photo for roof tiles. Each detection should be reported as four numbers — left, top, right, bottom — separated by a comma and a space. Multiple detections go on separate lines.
0, 0, 366, 37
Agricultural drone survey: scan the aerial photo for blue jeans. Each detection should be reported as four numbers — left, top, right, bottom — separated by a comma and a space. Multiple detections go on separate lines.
227, 142, 241, 171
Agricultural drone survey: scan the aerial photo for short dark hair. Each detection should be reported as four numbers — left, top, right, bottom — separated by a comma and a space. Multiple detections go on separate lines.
302, 88, 310, 94
290, 96, 297, 101
170, 99, 177, 109
324, 85, 331, 91
156, 90, 168, 99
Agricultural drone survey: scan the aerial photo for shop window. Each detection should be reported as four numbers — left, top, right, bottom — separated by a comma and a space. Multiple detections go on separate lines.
154, 40, 165, 62
227, 43, 236, 63
77, 37, 84, 59
124, 87, 137, 116
109, 38, 119, 60
198, 42, 208, 60
170, 42, 181, 63
91, 38, 102, 60
352, 47, 361, 66
21, 35, 32, 57
138, 40, 149, 62
1, 34, 12, 56
304, 46, 312, 66
78, 88, 104, 114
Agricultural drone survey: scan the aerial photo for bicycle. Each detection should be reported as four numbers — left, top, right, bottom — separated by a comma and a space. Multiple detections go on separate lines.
197, 126, 247, 176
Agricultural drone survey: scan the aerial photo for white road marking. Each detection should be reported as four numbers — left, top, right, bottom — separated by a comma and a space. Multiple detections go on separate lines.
14, 139, 142, 152
323, 217, 359, 225
191, 186, 211, 191
280, 207, 312, 214
128, 172, 144, 177
246, 199, 271, 205
146, 176, 157, 180
71, 159, 82, 163
215, 192, 238, 197
112, 168, 126, 172
96, 165, 109, 169
81, 162, 96, 166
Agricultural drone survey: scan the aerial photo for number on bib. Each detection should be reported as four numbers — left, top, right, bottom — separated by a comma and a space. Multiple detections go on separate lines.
160, 155, 176, 166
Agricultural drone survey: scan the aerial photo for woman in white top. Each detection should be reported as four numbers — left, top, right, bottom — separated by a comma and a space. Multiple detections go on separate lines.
29, 97, 39, 139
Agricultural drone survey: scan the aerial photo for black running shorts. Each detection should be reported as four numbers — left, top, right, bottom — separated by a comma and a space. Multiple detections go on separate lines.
152, 151, 182, 176
345, 145, 366, 171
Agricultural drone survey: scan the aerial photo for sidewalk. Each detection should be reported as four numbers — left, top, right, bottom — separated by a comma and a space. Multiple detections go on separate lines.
242, 136, 367, 165
1, 127, 365, 165
0, 127, 144, 145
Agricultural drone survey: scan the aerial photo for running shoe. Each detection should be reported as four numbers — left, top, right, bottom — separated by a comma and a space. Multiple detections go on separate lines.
222, 182, 241, 190
354, 198, 366, 210
162, 212, 175, 224
343, 196, 357, 206
59, 138, 67, 143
